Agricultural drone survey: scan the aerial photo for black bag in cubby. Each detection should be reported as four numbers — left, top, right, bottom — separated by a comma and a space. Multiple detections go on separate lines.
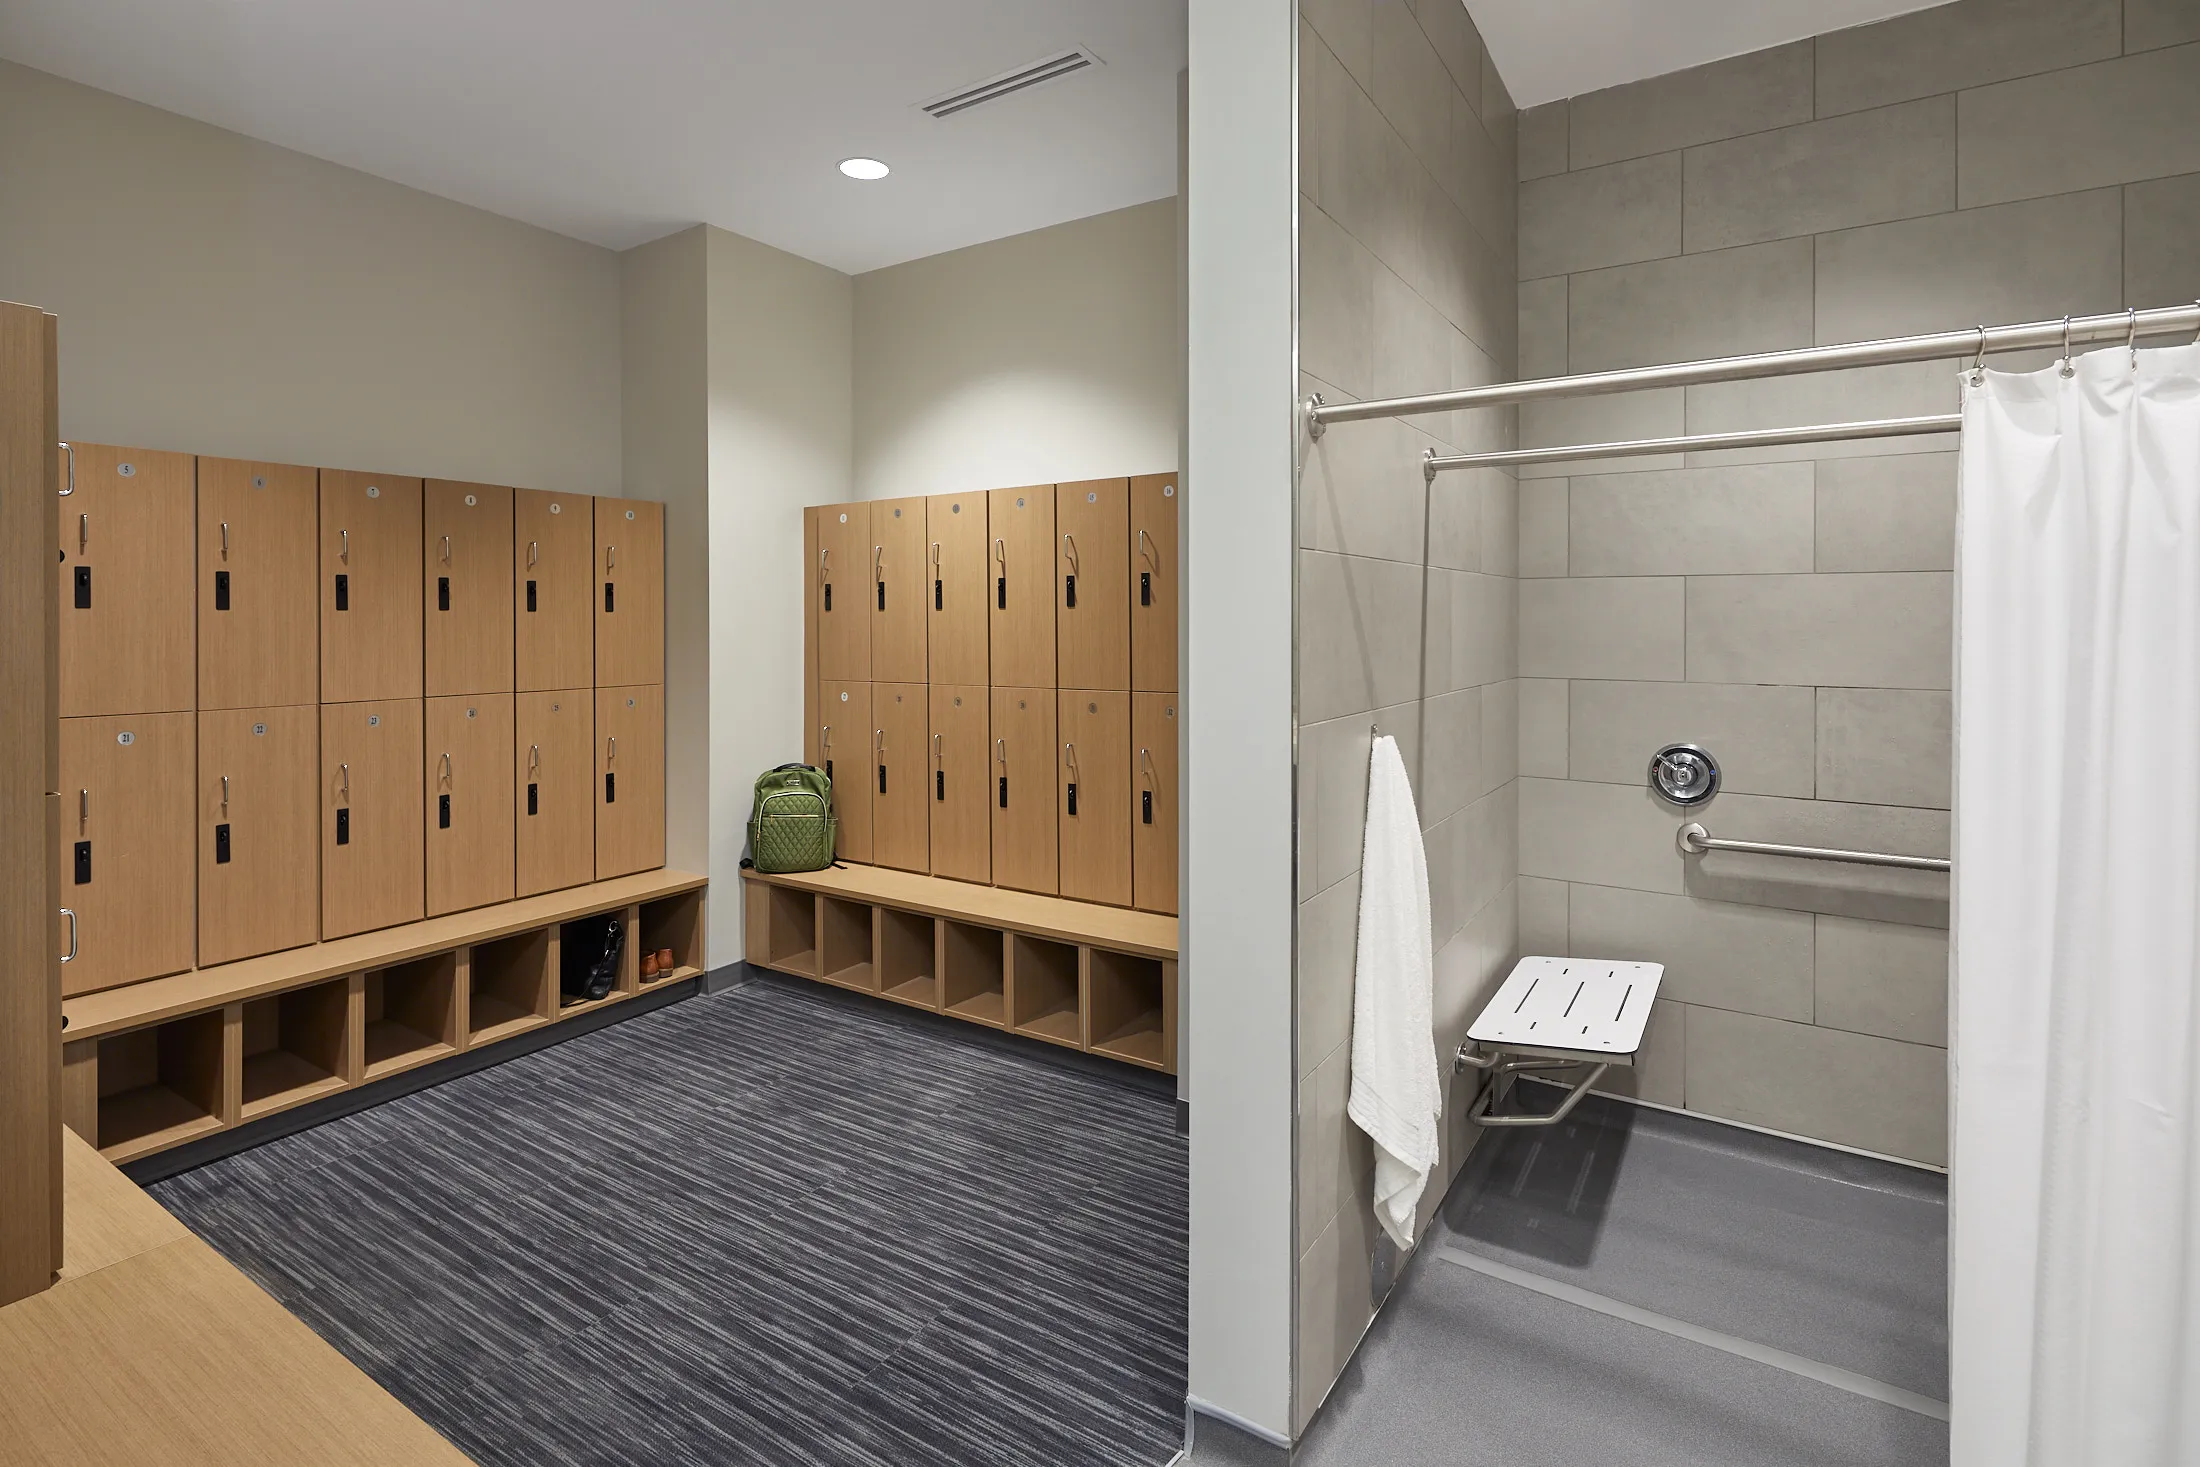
561, 913, 624, 1003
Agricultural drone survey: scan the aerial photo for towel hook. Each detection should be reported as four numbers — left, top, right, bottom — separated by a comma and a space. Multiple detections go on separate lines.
1970, 325, 1987, 386
2060, 315, 2075, 378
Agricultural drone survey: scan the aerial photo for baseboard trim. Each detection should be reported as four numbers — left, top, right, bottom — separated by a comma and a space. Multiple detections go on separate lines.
1185, 1397, 1292, 1461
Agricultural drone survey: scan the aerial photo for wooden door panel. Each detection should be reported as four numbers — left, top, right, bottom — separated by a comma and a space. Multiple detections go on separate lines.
513, 488, 594, 692
988, 486, 1055, 688
872, 681, 927, 873
198, 458, 318, 710
872, 497, 927, 684
989, 687, 1057, 896
596, 685, 664, 879
1132, 692, 1180, 915
199, 705, 319, 966
58, 444, 195, 716
1056, 479, 1130, 691
1130, 472, 1180, 692
596, 496, 664, 687
514, 690, 593, 897
816, 503, 871, 682
425, 693, 515, 917
321, 698, 424, 939
819, 680, 871, 864
926, 492, 988, 686
423, 480, 514, 697
320, 471, 423, 704
1058, 691, 1132, 906
58, 713, 194, 994
928, 685, 989, 884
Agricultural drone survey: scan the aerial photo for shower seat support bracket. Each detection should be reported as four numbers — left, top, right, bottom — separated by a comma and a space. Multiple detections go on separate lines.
1457, 1047, 1612, 1128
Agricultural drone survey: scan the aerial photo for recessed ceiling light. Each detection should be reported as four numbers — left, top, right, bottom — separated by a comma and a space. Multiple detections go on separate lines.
839, 158, 890, 181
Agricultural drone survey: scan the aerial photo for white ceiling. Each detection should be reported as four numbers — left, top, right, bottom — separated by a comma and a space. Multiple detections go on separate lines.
0, 0, 1185, 274
1468, 0, 1950, 107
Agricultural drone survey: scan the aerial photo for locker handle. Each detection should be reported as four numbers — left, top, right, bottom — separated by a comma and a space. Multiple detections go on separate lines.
932, 733, 941, 764
606, 736, 617, 764
440, 534, 452, 565
439, 752, 452, 787
58, 441, 73, 497
338, 763, 350, 803
339, 527, 349, 563
78, 511, 88, 554
529, 744, 540, 776
528, 539, 539, 568
221, 521, 230, 560
220, 774, 229, 818
873, 545, 883, 582
78, 788, 87, 832
607, 544, 616, 571
1061, 533, 1079, 572
1138, 527, 1155, 565
1141, 747, 1157, 785
59, 909, 76, 964
995, 738, 1006, 765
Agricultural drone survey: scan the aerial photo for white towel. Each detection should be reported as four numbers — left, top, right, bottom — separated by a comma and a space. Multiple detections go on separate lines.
1347, 733, 1440, 1251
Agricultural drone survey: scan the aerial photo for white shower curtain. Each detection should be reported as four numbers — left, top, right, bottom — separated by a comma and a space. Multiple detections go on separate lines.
1952, 341, 2200, 1464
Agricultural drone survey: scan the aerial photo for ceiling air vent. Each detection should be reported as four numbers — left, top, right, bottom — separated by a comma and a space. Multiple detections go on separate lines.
920, 47, 1103, 120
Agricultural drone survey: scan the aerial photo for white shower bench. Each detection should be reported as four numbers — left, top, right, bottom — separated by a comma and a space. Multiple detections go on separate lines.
1456, 956, 1665, 1128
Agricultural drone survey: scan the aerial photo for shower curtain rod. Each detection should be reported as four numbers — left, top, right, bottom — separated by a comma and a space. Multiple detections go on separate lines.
1422, 413, 1961, 476
1305, 301, 2200, 436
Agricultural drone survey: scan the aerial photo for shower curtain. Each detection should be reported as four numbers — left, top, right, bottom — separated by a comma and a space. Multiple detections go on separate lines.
1952, 341, 2200, 1464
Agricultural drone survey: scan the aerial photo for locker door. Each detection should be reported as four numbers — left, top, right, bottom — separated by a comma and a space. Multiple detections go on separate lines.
990, 687, 1057, 896
1056, 479, 1130, 691
988, 487, 1055, 687
58, 713, 193, 995
198, 458, 318, 710
817, 503, 872, 682
928, 685, 989, 884
425, 693, 515, 917
1130, 473, 1180, 692
199, 705, 319, 966
514, 488, 594, 691
596, 685, 665, 879
322, 698, 425, 940
58, 444, 195, 717
818, 681, 872, 864
872, 681, 928, 873
1133, 692, 1180, 915
926, 492, 988, 685
596, 496, 664, 687
515, 690, 593, 897
321, 471, 423, 704
1059, 691, 1131, 906
872, 497, 927, 684
424, 480, 514, 696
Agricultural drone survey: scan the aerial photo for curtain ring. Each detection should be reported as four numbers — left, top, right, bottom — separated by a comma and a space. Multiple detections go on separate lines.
1970, 325, 1987, 386
2128, 307, 2141, 369
2060, 314, 2075, 377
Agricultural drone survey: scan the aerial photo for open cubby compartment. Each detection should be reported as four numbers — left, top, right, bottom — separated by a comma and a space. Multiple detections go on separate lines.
470, 927, 553, 1043
97, 1010, 227, 1159
640, 888, 705, 983
938, 921, 1002, 1024
365, 952, 461, 1079
819, 898, 876, 991
240, 977, 352, 1121
766, 884, 818, 976
879, 907, 939, 1010
1008, 934, 1081, 1047
1089, 950, 1169, 1068
556, 911, 631, 1011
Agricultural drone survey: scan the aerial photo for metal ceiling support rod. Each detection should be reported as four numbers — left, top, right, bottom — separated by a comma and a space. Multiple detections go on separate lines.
1305, 301, 2200, 438
1677, 821, 1951, 874
1421, 413, 1962, 478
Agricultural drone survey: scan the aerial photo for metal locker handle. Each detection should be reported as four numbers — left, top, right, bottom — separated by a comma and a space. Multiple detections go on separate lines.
994, 538, 1006, 567
78, 789, 88, 831
440, 535, 452, 565
932, 733, 942, 764
1061, 533, 1078, 571
1137, 527, 1154, 565
529, 745, 540, 777
606, 737, 617, 764
819, 547, 830, 579
873, 545, 883, 584
995, 738, 1006, 764
931, 542, 941, 570
58, 441, 73, 497
338, 763, 350, 802
78, 512, 88, 553
875, 728, 885, 756
528, 540, 539, 568
59, 909, 76, 964
1141, 748, 1157, 785
221, 774, 229, 817
221, 521, 230, 559
607, 544, 617, 571
439, 752, 452, 786
339, 527, 349, 563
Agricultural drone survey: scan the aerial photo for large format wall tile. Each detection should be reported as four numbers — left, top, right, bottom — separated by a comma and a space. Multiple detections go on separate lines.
1518, 874, 1568, 952
1682, 97, 1956, 252
1519, 387, 1686, 478
1301, 205, 1376, 398
1519, 777, 1687, 893
1569, 882, 1816, 1021
1517, 275, 1567, 380
1814, 0, 2120, 116
1301, 0, 1373, 90
1301, 411, 1440, 564
1567, 41, 1813, 170
1371, 0, 1459, 192
1519, 153, 1682, 279
1295, 1173, 1377, 1435
1594, 996, 1685, 1105
2127, 0, 2200, 52
1412, 0, 1485, 112
1300, 550, 1429, 723
1816, 913, 1949, 1046
1684, 1006, 1947, 1164
1518, 101, 1567, 179
1518, 480, 1566, 577
1817, 687, 1952, 810
1299, 872, 1361, 1071
1479, 679, 1519, 797
1421, 685, 1485, 824
2125, 171, 2200, 310
1569, 679, 1816, 797
1567, 463, 1814, 575
1444, 569, 1518, 690
1815, 453, 1957, 572
1958, 44, 2200, 206
1521, 577, 1685, 680
1568, 238, 1814, 373
1687, 572, 1953, 689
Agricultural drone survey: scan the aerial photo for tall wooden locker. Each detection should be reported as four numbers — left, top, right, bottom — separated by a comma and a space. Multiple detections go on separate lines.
1131, 473, 1180, 692
1133, 692, 1180, 915
199, 705, 319, 966
322, 698, 425, 940
424, 480, 513, 697
198, 458, 318, 711
321, 471, 423, 704
818, 680, 872, 864
1056, 479, 1130, 691
988, 486, 1055, 688
57, 713, 194, 995
990, 687, 1057, 896
596, 685, 664, 879
514, 488, 594, 692
872, 682, 927, 873
872, 497, 927, 684
817, 502, 872, 682
596, 495, 664, 687
515, 690, 592, 897
425, 693, 514, 917
57, 444, 195, 717
926, 686, 988, 884
926, 492, 988, 686
1059, 691, 1131, 907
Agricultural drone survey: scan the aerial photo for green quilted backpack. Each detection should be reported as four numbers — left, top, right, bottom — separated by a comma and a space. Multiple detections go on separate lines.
748, 763, 837, 873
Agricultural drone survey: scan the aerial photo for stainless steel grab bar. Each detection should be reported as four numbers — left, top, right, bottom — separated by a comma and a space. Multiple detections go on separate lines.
1677, 822, 1949, 873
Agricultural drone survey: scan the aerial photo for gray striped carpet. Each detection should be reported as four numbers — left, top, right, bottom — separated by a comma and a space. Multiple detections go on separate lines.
148, 973, 1189, 1467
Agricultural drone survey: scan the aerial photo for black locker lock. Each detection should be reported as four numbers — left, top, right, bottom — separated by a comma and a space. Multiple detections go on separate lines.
935, 770, 945, 802
876, 582, 885, 612
1064, 574, 1077, 609
823, 582, 833, 612
73, 841, 91, 885
1143, 791, 1154, 825
527, 782, 540, 816
1066, 782, 1078, 816
335, 808, 350, 845
438, 794, 451, 829
438, 576, 451, 611
334, 573, 349, 611
878, 765, 887, 796
215, 570, 231, 611
824, 758, 833, 785
214, 823, 231, 864
605, 773, 616, 804
73, 565, 91, 609
604, 581, 615, 613
526, 579, 538, 612
934, 579, 943, 611
1141, 572, 1152, 607
998, 776, 1008, 808
996, 576, 1006, 609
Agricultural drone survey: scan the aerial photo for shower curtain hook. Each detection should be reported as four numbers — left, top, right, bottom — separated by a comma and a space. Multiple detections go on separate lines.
2060, 315, 2075, 378
2128, 307, 2141, 370
1971, 326, 1987, 386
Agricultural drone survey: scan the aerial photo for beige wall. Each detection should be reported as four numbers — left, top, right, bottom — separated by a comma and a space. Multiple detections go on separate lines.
851, 200, 1179, 500
0, 60, 622, 491
1295, 0, 1519, 1432
1510, 0, 2200, 1167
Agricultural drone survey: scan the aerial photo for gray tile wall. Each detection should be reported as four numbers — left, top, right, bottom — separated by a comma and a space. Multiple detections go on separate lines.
1508, 0, 2200, 1168
1296, 0, 1519, 1433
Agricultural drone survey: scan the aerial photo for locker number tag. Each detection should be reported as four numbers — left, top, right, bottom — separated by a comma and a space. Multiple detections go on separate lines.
115, 731, 134, 746
365, 485, 380, 498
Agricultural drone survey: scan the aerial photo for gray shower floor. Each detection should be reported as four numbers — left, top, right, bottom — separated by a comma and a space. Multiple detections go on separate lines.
1293, 1089, 1948, 1467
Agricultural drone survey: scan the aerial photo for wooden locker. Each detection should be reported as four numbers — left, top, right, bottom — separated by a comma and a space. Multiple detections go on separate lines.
988, 486, 1055, 688
321, 470, 423, 704
872, 497, 928, 683
990, 687, 1057, 896
1056, 478, 1130, 691
425, 693, 515, 917
596, 684, 665, 879
596, 495, 664, 687
803, 507, 821, 774
514, 488, 594, 692
872, 681, 927, 873
57, 713, 194, 995
322, 698, 425, 940
1131, 472, 1180, 692
926, 492, 988, 685
928, 684, 990, 884
515, 690, 593, 897
199, 705, 319, 967
1133, 692, 1180, 915
817, 502, 872, 682
198, 457, 318, 711
57, 444, 195, 717
424, 480, 514, 697
819, 680, 872, 864
1059, 691, 1132, 906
